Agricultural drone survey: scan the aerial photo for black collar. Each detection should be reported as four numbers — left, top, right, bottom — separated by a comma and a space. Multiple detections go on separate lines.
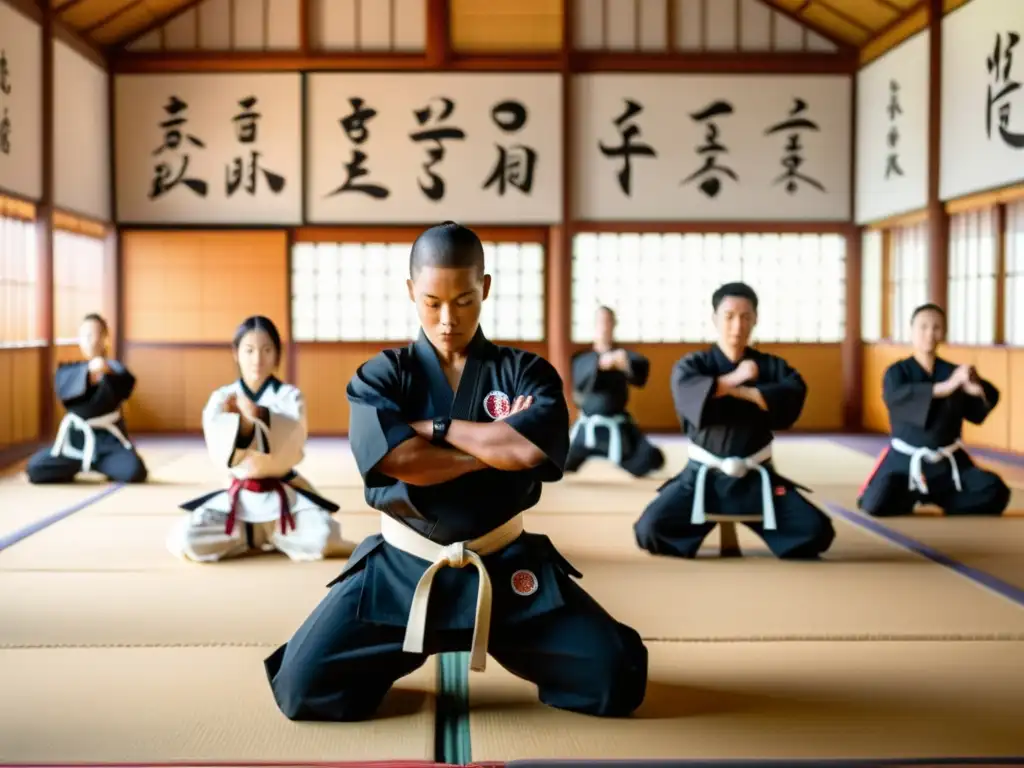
239, 375, 281, 402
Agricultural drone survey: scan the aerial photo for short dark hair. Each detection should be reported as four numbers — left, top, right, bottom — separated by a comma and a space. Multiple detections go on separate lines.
232, 315, 283, 362
82, 313, 109, 334
596, 305, 616, 321
409, 221, 485, 279
712, 282, 759, 312
911, 303, 945, 323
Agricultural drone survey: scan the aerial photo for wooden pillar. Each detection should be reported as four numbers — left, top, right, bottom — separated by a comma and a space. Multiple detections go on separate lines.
926, 0, 948, 309
843, 65, 862, 430
106, 70, 123, 360
843, 226, 863, 430
994, 203, 1007, 345
547, 0, 574, 410
425, 0, 450, 67
37, 3, 55, 440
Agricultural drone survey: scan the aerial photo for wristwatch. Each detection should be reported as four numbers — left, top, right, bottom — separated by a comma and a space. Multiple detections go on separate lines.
431, 417, 451, 445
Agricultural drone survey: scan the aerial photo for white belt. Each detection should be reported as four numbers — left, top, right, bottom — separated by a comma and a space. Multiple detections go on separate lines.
569, 413, 628, 465
687, 443, 777, 531
890, 438, 963, 495
50, 410, 132, 473
380, 512, 525, 673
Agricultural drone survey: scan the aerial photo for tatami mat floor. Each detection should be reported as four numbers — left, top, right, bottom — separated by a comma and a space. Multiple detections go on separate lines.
1, 435, 1023, 764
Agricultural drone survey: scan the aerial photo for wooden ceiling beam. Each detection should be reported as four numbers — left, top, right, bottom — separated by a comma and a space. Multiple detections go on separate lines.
857, 0, 927, 56
109, 48, 856, 74
79, 0, 145, 36
54, 0, 90, 15
813, 0, 876, 34
764, 0, 857, 52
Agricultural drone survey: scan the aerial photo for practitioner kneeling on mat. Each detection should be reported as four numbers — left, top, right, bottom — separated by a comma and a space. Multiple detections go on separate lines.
27, 313, 147, 485
168, 315, 343, 562
857, 303, 1009, 518
566, 305, 665, 478
265, 221, 648, 722
633, 281, 835, 560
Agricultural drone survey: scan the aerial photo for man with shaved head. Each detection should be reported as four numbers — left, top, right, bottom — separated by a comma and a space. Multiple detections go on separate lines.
266, 221, 648, 722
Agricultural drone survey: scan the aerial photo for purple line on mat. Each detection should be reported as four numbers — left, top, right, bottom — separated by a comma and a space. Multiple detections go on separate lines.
0, 484, 125, 552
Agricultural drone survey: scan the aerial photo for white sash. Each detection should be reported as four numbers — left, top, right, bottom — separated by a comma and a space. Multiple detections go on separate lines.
50, 410, 133, 473
380, 513, 525, 673
890, 438, 963, 495
687, 442, 777, 531
569, 413, 629, 465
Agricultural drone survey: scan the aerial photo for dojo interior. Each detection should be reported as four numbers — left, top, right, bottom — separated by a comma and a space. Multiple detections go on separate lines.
2, 0, 1024, 764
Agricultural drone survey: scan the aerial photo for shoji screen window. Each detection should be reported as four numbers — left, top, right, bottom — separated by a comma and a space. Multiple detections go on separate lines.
53, 227, 107, 342
861, 230, 883, 342
887, 222, 929, 343
292, 238, 545, 342
0, 197, 40, 346
1004, 201, 1024, 345
571, 232, 846, 343
947, 207, 997, 345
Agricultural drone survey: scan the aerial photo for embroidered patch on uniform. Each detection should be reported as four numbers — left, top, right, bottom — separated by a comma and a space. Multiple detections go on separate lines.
511, 569, 538, 596
483, 390, 512, 420
774, 486, 787, 496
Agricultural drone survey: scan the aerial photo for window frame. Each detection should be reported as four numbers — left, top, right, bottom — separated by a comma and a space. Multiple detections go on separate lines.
570, 228, 848, 345
290, 226, 549, 345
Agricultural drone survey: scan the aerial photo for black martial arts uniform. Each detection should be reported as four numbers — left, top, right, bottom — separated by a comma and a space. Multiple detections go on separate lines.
857, 356, 1009, 517
565, 349, 665, 477
634, 345, 835, 560
26, 360, 147, 484
265, 328, 648, 722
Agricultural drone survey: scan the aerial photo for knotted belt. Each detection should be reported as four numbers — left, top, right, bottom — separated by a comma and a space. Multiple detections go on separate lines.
50, 410, 133, 473
569, 413, 629, 465
687, 442, 777, 531
225, 477, 294, 537
890, 438, 963, 495
380, 512, 525, 673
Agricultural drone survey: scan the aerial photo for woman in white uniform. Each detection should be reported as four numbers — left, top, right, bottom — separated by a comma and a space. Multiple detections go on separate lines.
168, 315, 343, 563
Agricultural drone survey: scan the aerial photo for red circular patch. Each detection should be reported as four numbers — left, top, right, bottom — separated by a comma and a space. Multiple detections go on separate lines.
511, 569, 538, 596
483, 391, 512, 420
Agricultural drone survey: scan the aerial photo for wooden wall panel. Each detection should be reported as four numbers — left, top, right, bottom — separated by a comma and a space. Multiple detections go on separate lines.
122, 230, 290, 343
0, 347, 42, 449
450, 0, 563, 52
1008, 351, 1024, 455
121, 345, 240, 432
860, 342, 911, 432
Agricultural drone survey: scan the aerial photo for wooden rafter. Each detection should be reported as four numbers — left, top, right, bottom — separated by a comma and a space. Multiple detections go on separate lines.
80, 0, 146, 36
814, 0, 877, 35
858, 0, 927, 54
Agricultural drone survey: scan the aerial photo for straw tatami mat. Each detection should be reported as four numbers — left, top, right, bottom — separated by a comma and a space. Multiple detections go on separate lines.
5, 484, 1024, 644
563, 438, 877, 488
0, 646, 436, 763
150, 438, 362, 488
468, 640, 1024, 761
819, 483, 1024, 591
0, 483, 117, 542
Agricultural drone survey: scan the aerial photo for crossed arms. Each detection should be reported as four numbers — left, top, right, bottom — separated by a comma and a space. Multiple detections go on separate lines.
349, 352, 568, 488
377, 395, 544, 485
672, 353, 807, 432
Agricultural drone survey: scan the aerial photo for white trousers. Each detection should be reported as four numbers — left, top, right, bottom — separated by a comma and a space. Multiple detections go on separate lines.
167, 507, 343, 563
